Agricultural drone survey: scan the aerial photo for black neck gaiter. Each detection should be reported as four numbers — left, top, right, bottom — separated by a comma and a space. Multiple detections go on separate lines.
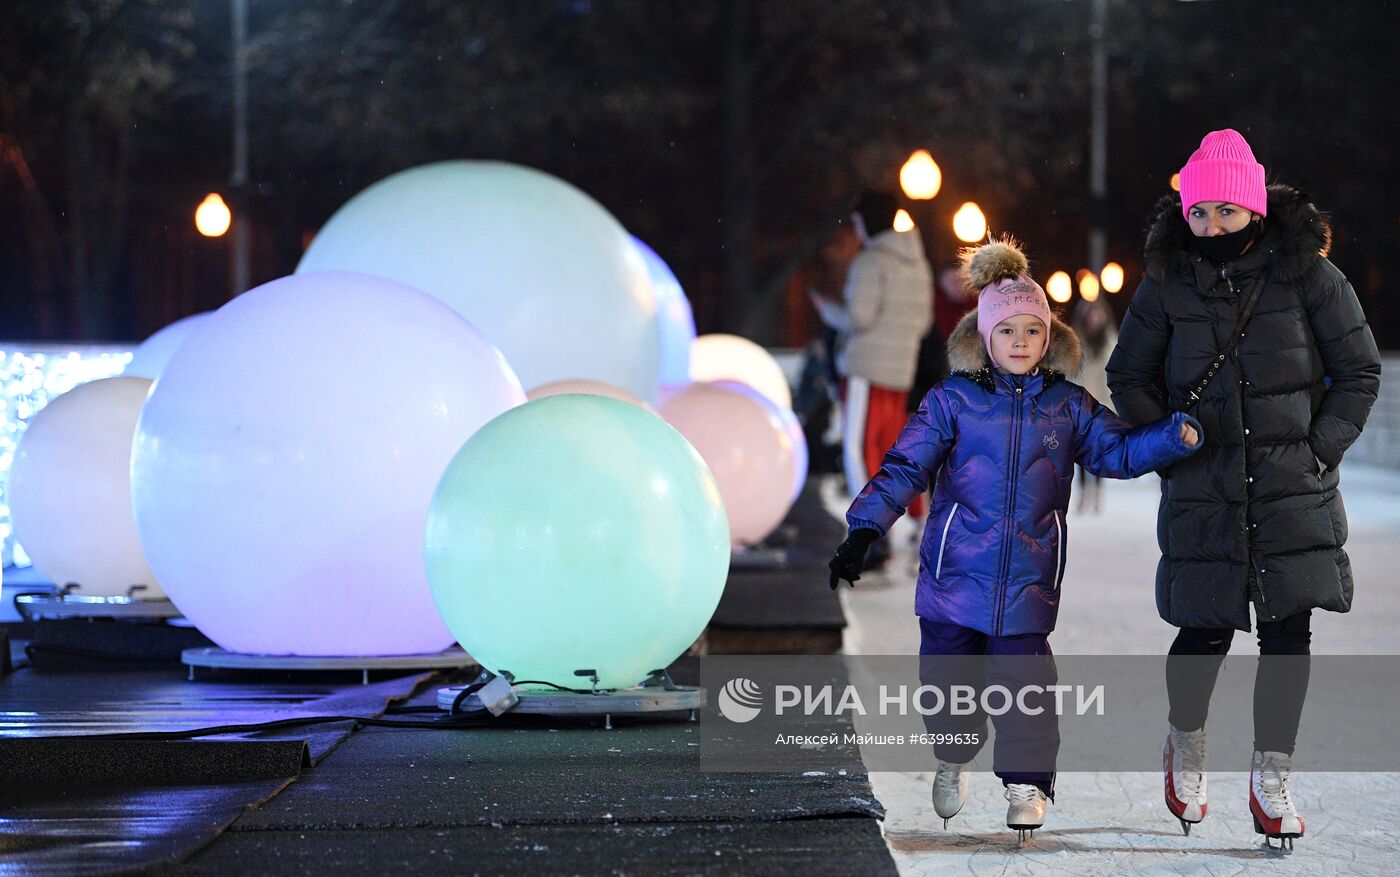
1191, 219, 1261, 265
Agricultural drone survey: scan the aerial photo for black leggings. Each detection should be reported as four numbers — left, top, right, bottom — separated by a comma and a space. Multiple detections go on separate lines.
1165, 611, 1312, 754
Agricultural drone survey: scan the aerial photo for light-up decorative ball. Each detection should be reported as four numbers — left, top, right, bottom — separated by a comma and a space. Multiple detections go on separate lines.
296, 160, 658, 402
130, 271, 526, 656
631, 236, 695, 388
7, 377, 163, 597
526, 379, 652, 411
689, 334, 793, 411
710, 380, 808, 503
125, 312, 215, 380
425, 395, 729, 690
660, 382, 798, 547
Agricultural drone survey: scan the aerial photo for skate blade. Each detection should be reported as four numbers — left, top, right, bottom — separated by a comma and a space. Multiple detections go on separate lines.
1252, 815, 1300, 852
1179, 819, 1192, 837
1015, 827, 1035, 846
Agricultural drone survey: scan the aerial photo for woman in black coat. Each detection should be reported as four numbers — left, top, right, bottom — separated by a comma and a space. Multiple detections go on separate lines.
1106, 129, 1380, 848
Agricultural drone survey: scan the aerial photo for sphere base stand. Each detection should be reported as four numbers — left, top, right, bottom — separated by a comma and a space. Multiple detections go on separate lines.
729, 546, 788, 570
436, 668, 706, 730
15, 586, 182, 622
181, 647, 476, 685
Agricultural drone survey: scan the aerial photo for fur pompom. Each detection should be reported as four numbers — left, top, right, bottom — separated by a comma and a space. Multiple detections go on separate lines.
959, 235, 1028, 292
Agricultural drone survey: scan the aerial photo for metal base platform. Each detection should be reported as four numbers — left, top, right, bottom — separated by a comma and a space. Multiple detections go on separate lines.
436, 676, 706, 729
182, 647, 477, 684
15, 593, 183, 622
729, 546, 789, 570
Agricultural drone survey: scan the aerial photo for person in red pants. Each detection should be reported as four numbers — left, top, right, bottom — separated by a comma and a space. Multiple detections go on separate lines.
809, 191, 933, 563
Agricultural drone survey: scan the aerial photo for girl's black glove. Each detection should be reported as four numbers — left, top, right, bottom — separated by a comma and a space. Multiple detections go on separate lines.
828, 528, 880, 589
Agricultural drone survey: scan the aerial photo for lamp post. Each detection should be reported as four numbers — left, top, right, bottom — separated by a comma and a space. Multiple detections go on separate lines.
229, 0, 250, 298
1088, 0, 1108, 276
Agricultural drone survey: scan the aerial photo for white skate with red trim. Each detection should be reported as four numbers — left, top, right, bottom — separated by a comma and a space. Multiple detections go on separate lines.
1163, 724, 1208, 835
1251, 749, 1304, 851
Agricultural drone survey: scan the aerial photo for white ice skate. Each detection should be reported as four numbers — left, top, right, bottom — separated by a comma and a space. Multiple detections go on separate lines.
1163, 723, 1208, 835
931, 760, 968, 829
1251, 750, 1304, 851
1005, 783, 1047, 845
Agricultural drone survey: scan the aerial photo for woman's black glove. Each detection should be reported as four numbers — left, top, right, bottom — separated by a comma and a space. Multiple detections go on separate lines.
828, 528, 880, 589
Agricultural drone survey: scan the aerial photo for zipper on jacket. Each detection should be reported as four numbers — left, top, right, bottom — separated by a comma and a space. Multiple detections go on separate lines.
935, 502, 960, 580
1052, 509, 1065, 591
1234, 345, 1268, 609
995, 382, 1025, 635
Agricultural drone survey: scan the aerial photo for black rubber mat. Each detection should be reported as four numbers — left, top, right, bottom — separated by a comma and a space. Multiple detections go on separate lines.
712, 480, 847, 631
181, 819, 898, 876
0, 666, 434, 875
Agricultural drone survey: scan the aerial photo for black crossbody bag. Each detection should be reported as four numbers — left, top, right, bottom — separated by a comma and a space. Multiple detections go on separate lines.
1185, 269, 1270, 408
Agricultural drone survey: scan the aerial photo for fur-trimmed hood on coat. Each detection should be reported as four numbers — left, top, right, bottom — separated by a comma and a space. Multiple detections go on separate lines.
1143, 183, 1332, 284
945, 309, 1083, 378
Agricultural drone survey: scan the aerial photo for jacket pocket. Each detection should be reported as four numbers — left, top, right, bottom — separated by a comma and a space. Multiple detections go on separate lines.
1052, 509, 1066, 591
935, 502, 960, 580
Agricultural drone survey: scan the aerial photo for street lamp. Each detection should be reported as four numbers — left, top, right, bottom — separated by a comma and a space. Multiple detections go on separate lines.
900, 150, 942, 200
893, 209, 916, 232
1077, 269, 1101, 302
1101, 261, 1125, 293
952, 202, 987, 243
1046, 271, 1073, 304
195, 193, 232, 237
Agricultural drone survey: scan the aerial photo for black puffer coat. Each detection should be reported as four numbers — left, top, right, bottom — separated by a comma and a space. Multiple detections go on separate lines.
1107, 185, 1381, 631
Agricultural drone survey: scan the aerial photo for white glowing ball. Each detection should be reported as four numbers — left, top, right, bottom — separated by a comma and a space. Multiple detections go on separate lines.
689, 334, 793, 411
526, 379, 653, 412
297, 160, 658, 402
130, 271, 526, 656
125, 312, 215, 379
631, 237, 695, 388
7, 377, 163, 597
659, 382, 798, 547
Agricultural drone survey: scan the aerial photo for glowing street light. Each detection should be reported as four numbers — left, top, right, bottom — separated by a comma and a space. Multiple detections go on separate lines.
952, 202, 987, 243
1170, 173, 1181, 192
195, 193, 232, 238
892, 209, 916, 232
1101, 261, 1125, 293
1077, 269, 1101, 302
1046, 271, 1073, 304
900, 150, 942, 200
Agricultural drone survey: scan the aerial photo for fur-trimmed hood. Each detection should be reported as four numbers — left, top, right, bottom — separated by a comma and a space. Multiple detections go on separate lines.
1143, 183, 1332, 284
946, 309, 1083, 377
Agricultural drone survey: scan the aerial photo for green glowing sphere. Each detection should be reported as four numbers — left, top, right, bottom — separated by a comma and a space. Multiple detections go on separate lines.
425, 395, 730, 690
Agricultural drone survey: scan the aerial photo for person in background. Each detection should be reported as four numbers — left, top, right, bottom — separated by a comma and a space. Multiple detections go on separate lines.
1068, 297, 1119, 512
809, 190, 933, 568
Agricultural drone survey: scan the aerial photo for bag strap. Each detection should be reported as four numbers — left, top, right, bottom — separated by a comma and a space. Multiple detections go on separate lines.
1185, 269, 1270, 405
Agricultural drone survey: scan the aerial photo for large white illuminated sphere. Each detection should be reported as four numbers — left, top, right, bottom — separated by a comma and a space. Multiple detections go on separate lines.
130, 271, 526, 656
125, 312, 215, 379
631, 237, 695, 388
689, 334, 793, 411
297, 160, 658, 402
659, 382, 798, 547
8, 377, 163, 597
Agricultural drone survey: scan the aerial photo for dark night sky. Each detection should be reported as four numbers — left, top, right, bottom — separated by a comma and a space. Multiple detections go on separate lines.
2, 0, 1396, 347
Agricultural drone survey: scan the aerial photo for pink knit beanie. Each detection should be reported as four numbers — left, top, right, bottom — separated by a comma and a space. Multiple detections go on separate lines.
960, 238, 1053, 361
1178, 129, 1267, 220
977, 276, 1053, 358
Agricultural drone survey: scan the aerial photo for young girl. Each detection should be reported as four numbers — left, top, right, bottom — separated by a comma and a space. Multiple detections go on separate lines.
828, 238, 1202, 840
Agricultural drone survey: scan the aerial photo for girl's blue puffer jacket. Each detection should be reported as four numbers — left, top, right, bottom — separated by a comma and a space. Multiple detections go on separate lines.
847, 311, 1202, 637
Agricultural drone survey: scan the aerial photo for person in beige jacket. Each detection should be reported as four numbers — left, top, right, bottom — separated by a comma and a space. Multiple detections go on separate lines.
810, 191, 934, 551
